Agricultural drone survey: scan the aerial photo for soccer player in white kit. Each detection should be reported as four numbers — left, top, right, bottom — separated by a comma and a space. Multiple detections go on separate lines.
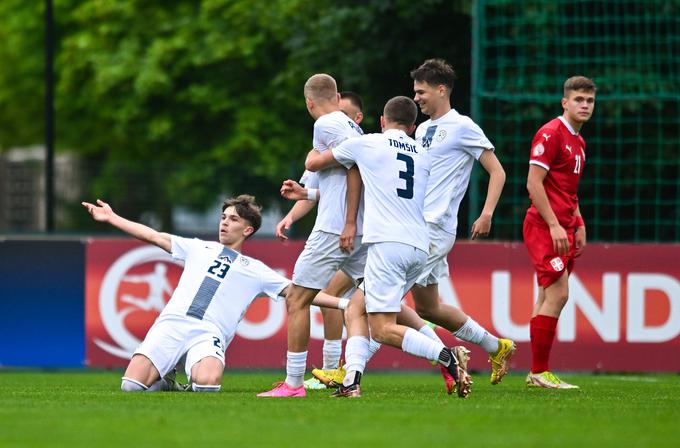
305, 96, 472, 398
275, 91, 367, 391
258, 74, 367, 397
409, 59, 516, 385
82, 195, 344, 393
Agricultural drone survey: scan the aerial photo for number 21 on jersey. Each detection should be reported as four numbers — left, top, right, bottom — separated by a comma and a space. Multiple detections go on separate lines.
574, 154, 582, 174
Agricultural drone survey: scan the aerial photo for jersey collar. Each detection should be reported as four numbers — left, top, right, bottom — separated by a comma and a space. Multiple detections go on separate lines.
558, 116, 579, 135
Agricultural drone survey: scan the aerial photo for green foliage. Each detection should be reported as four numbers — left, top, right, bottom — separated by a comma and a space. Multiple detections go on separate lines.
0, 0, 45, 148
0, 0, 473, 230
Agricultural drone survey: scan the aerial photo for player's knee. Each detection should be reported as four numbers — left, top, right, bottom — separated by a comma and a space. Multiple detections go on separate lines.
191, 383, 221, 392
369, 326, 392, 345
121, 377, 148, 392
286, 295, 312, 313
346, 300, 365, 320
191, 372, 222, 386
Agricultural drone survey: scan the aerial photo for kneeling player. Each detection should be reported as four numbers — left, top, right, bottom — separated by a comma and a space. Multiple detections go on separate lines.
83, 195, 343, 392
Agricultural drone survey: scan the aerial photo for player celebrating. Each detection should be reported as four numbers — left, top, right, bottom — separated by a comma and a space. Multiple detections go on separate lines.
82, 195, 344, 393
258, 74, 366, 397
409, 58, 516, 385
524, 76, 596, 389
306, 96, 471, 398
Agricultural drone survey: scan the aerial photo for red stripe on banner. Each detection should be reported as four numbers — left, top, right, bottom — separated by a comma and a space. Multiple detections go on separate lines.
85, 239, 680, 372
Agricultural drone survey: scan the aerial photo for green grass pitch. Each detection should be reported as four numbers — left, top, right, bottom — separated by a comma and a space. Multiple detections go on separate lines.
1, 370, 678, 447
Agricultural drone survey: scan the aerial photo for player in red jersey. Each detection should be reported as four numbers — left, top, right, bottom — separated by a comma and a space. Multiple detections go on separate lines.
523, 76, 596, 389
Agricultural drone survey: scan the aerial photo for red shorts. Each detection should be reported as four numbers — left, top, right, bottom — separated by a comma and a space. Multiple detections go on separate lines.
523, 218, 576, 288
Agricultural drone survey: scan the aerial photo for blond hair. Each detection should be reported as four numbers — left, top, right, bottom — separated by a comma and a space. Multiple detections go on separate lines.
303, 74, 338, 102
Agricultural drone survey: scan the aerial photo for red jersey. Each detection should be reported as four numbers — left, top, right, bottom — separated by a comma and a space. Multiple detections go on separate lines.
525, 116, 586, 229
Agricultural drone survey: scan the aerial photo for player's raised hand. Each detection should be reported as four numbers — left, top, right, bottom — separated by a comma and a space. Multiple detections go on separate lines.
280, 179, 308, 201
275, 215, 294, 241
82, 199, 115, 223
470, 213, 492, 239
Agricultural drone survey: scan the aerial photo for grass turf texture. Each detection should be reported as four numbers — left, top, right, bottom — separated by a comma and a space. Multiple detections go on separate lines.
1, 371, 678, 447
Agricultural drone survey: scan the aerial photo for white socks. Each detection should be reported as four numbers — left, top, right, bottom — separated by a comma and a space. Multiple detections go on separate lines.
343, 336, 370, 387
366, 337, 382, 362
344, 336, 370, 374
418, 324, 443, 345
454, 317, 499, 354
285, 351, 308, 388
401, 327, 444, 362
323, 339, 343, 370
121, 377, 147, 392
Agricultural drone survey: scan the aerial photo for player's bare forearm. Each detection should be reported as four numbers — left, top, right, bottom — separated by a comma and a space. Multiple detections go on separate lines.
312, 291, 349, 310
288, 199, 317, 222
478, 150, 506, 217
345, 166, 361, 226
82, 199, 172, 252
574, 204, 587, 256
305, 148, 340, 172
339, 166, 362, 252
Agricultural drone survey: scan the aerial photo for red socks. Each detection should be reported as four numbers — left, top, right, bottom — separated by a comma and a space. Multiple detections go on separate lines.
530, 315, 558, 373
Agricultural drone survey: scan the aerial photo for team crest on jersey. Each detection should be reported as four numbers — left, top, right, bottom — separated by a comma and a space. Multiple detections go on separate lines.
533, 143, 545, 156
550, 257, 565, 272
239, 257, 249, 266
434, 129, 447, 142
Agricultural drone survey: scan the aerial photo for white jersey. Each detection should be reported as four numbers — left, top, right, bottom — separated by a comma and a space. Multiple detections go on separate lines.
299, 170, 319, 189
311, 110, 364, 235
415, 108, 494, 234
161, 236, 290, 343
333, 128, 430, 252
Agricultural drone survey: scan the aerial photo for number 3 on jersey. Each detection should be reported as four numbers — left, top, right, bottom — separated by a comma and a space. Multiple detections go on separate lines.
396, 153, 414, 199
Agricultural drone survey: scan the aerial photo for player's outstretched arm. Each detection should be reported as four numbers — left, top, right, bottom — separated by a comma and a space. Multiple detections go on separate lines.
82, 199, 172, 253
471, 150, 506, 239
277, 285, 348, 310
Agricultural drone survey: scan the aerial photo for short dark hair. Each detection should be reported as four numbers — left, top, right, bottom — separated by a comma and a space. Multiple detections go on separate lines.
339, 91, 363, 112
410, 58, 456, 92
564, 76, 597, 97
383, 96, 418, 127
222, 194, 262, 236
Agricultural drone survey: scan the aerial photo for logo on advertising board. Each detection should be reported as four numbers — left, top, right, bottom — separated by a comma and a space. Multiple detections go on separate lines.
86, 243, 183, 364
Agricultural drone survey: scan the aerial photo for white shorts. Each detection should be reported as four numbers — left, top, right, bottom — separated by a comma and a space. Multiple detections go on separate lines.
364, 242, 427, 313
416, 223, 456, 287
292, 230, 367, 289
134, 314, 227, 380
